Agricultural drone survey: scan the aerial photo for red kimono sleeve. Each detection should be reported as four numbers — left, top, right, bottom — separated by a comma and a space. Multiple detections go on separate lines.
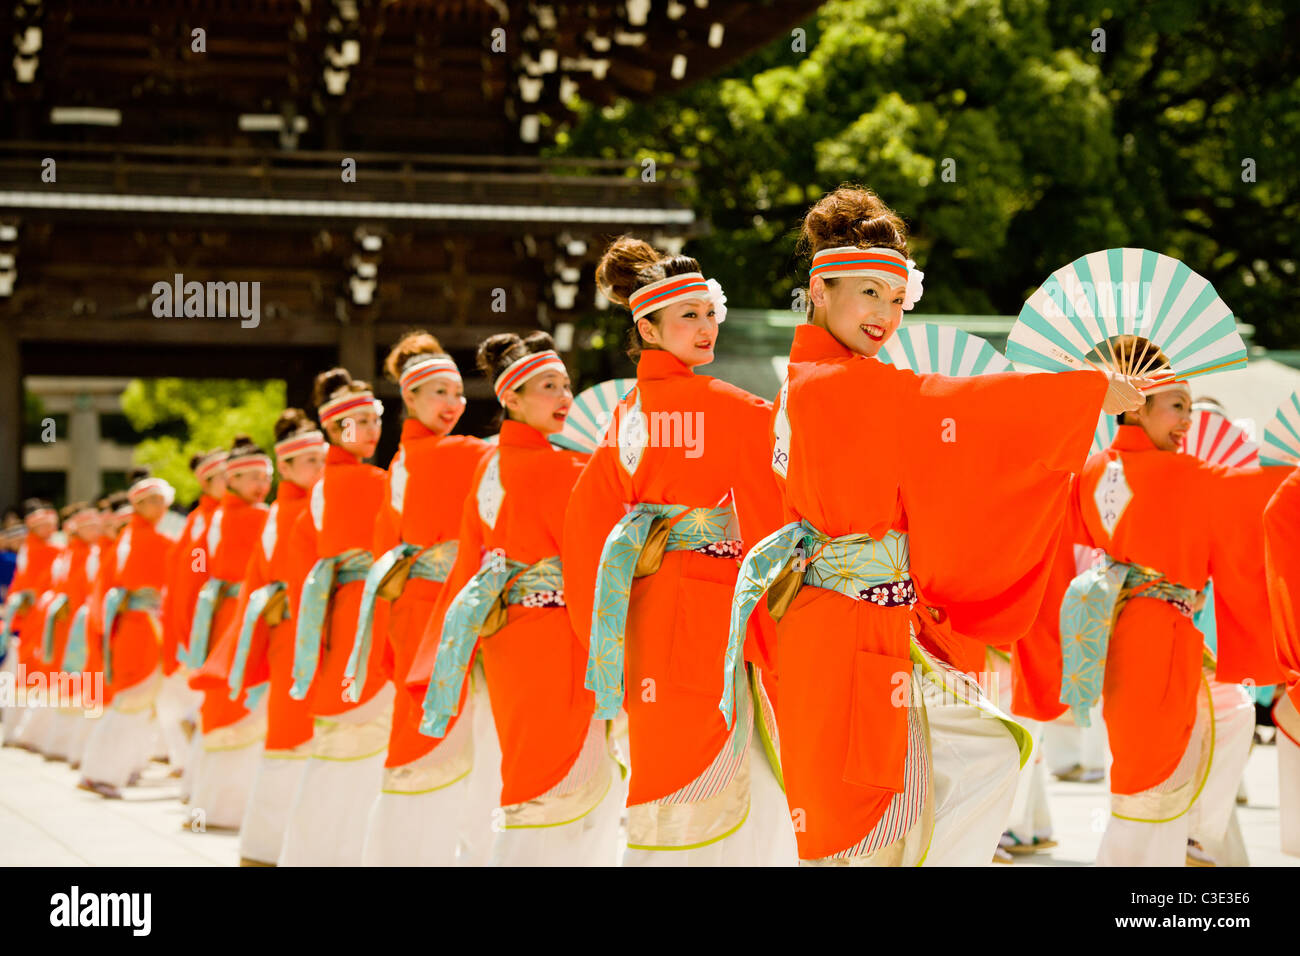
900, 368, 1107, 646
1207, 464, 1292, 684
561, 437, 630, 652
1265, 466, 1300, 706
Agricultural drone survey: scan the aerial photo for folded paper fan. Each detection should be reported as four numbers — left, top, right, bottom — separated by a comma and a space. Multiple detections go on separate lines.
1092, 412, 1118, 456
1180, 407, 1259, 467
1261, 390, 1300, 467
549, 378, 636, 454
1007, 248, 1247, 388
876, 324, 1012, 376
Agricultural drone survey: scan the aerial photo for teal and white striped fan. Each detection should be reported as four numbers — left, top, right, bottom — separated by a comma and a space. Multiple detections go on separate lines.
876, 324, 1012, 376
1092, 412, 1118, 455
549, 378, 636, 454
1007, 248, 1247, 387
1261, 390, 1300, 466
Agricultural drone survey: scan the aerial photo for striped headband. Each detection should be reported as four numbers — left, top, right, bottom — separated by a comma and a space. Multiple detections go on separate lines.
275, 431, 326, 461
1144, 378, 1191, 396
319, 390, 381, 424
810, 246, 910, 283
128, 477, 175, 506
226, 454, 273, 476
194, 451, 228, 482
493, 350, 567, 404
25, 508, 57, 528
64, 510, 98, 533
400, 355, 462, 392
628, 272, 712, 324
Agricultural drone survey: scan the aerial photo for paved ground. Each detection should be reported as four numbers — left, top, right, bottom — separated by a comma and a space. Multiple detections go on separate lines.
1, 727, 1296, 867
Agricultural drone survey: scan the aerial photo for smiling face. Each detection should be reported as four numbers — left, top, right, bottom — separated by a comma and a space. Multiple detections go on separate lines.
638, 295, 718, 367
404, 375, 466, 436
327, 407, 382, 460
811, 273, 907, 357
227, 465, 272, 504
200, 472, 227, 500
1126, 388, 1192, 452
503, 368, 572, 435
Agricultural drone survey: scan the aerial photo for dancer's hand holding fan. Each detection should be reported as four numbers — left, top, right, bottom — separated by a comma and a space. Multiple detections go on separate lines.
1007, 248, 1247, 414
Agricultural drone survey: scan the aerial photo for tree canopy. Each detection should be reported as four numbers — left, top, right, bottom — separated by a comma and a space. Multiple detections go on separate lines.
120, 379, 285, 506
554, 0, 1298, 348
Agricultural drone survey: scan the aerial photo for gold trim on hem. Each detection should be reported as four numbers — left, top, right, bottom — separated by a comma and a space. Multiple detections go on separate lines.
203, 712, 268, 752
309, 702, 393, 762
500, 760, 614, 829
625, 750, 751, 850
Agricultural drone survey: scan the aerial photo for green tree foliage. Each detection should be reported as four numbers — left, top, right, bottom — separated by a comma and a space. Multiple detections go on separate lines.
120, 379, 285, 506
553, 0, 1298, 348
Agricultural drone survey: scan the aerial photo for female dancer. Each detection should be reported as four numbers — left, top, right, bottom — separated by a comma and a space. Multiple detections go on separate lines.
158, 448, 228, 786
725, 186, 1145, 865
78, 471, 174, 797
562, 237, 796, 865
0, 500, 60, 745
8, 501, 66, 752
31, 502, 102, 761
186, 436, 274, 830
417, 332, 622, 866
356, 331, 497, 866
1058, 374, 1286, 866
220, 410, 325, 865
280, 368, 390, 866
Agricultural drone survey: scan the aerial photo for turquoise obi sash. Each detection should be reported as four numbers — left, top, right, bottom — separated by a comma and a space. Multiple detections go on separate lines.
101, 587, 161, 685
181, 578, 241, 669
289, 549, 373, 700
345, 540, 458, 703
0, 589, 35, 657
62, 605, 92, 673
227, 581, 286, 701
586, 502, 739, 720
41, 593, 69, 661
418, 553, 564, 738
1059, 558, 1200, 725
722, 520, 913, 729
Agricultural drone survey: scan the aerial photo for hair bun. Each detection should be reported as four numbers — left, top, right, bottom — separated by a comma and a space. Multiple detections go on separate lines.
799, 185, 910, 259
312, 367, 354, 407
384, 330, 448, 382
595, 236, 663, 306
274, 407, 315, 442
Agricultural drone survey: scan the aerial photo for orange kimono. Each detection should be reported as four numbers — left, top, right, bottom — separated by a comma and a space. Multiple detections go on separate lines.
22, 541, 68, 678
82, 531, 119, 686
102, 514, 171, 695
373, 418, 490, 767
162, 493, 221, 674
1265, 467, 1300, 741
4, 530, 59, 667
562, 348, 784, 805
189, 493, 270, 732
1073, 425, 1287, 795
38, 537, 98, 676
288, 444, 389, 716
412, 419, 592, 807
1011, 479, 1090, 722
768, 323, 1106, 860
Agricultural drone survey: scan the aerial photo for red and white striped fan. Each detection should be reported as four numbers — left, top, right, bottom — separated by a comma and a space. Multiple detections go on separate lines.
1180, 407, 1259, 467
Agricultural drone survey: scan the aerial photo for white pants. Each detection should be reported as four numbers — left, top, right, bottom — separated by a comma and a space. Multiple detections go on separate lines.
62, 712, 96, 767
922, 697, 1022, 866
239, 749, 309, 864
1042, 707, 1108, 776
13, 704, 55, 753
1279, 728, 1300, 858
154, 671, 202, 773
189, 708, 267, 831
1187, 681, 1254, 866
363, 688, 479, 867
179, 733, 204, 803
1005, 719, 1053, 843
0, 650, 22, 744
79, 674, 162, 789
490, 757, 626, 866
279, 684, 393, 867
458, 674, 503, 866
622, 731, 798, 867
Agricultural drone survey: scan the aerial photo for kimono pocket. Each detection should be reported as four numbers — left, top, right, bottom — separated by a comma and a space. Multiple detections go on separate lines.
668, 562, 734, 698
842, 649, 912, 792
